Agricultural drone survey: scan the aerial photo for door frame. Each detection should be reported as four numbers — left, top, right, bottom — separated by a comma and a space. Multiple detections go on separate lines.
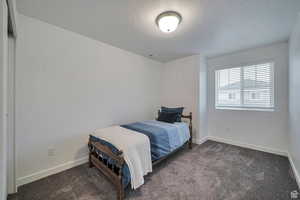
0, 1, 9, 199
6, 0, 17, 194
7, 36, 16, 194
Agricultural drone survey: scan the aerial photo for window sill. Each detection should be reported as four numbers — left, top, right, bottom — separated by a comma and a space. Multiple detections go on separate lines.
215, 107, 275, 112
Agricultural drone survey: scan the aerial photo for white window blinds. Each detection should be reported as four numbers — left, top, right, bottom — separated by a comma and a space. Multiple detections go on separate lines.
215, 62, 274, 110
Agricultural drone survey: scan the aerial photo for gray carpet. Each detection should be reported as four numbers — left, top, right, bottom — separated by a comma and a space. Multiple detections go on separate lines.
8, 141, 299, 200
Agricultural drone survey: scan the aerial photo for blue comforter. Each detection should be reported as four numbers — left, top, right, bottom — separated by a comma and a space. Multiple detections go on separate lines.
121, 120, 190, 161
91, 120, 190, 188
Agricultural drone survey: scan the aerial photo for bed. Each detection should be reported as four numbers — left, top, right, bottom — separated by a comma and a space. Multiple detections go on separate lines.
88, 111, 192, 200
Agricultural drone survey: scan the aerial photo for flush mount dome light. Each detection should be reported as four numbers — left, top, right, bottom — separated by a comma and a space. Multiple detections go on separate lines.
156, 11, 182, 33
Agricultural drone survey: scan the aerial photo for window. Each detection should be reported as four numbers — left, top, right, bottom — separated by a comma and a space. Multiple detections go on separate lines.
228, 93, 236, 100
215, 62, 274, 110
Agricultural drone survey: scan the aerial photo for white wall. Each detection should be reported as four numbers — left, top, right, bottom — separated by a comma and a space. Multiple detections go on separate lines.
161, 55, 208, 143
289, 13, 300, 183
0, 0, 8, 199
199, 57, 208, 140
207, 42, 289, 154
16, 15, 163, 185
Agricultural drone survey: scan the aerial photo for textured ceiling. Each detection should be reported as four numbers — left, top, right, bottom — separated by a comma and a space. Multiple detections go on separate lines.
17, 0, 300, 62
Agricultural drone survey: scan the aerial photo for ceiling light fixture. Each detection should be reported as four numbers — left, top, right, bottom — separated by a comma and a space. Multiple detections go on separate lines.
156, 11, 182, 33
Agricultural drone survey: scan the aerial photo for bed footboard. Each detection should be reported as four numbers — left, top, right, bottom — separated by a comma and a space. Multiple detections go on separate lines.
88, 139, 125, 200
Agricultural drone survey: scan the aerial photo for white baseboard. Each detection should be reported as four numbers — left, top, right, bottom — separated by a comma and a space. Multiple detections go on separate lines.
16, 137, 295, 189
206, 136, 288, 157
17, 156, 89, 187
288, 153, 300, 189
193, 137, 209, 145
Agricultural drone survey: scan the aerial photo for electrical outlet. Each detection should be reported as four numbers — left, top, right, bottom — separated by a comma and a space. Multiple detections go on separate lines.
48, 148, 55, 157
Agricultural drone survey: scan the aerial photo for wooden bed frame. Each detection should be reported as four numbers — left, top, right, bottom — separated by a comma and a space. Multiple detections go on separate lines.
88, 112, 193, 200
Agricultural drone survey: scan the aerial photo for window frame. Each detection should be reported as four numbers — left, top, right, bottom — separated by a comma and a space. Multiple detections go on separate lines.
214, 61, 275, 112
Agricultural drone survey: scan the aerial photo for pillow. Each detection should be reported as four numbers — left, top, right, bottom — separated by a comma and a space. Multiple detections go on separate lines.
157, 112, 179, 123
161, 106, 184, 122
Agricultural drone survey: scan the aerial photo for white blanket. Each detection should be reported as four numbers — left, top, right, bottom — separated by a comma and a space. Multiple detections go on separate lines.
93, 126, 152, 189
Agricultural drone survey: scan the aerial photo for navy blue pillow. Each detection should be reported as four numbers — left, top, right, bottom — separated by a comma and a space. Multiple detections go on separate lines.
157, 112, 179, 123
161, 106, 184, 122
